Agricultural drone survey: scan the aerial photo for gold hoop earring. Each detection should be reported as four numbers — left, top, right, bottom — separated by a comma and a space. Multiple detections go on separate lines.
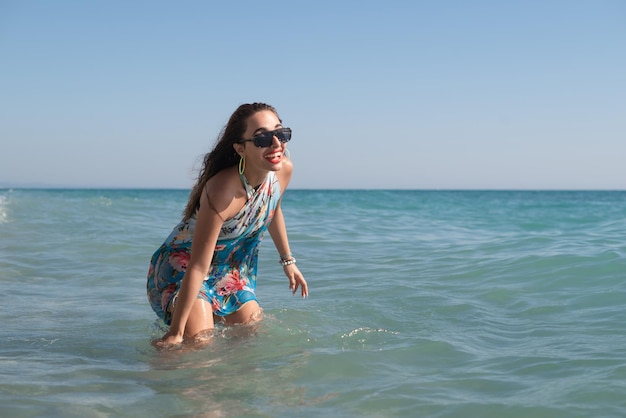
238, 155, 245, 175
283, 148, 291, 161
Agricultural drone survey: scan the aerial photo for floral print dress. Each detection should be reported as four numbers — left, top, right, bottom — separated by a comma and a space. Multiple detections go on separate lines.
147, 172, 281, 325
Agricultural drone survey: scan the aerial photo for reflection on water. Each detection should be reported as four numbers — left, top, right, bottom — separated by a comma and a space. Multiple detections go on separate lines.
141, 317, 326, 417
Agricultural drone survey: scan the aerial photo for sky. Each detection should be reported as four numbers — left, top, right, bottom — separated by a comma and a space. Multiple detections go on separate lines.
1, 0, 625, 190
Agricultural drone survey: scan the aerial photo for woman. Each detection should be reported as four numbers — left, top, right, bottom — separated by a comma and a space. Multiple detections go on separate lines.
147, 102, 308, 347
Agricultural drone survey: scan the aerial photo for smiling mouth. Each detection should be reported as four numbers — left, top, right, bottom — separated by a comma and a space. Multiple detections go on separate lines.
265, 151, 282, 163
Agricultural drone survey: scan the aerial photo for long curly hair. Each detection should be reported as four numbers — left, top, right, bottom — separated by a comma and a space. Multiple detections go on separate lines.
182, 102, 280, 220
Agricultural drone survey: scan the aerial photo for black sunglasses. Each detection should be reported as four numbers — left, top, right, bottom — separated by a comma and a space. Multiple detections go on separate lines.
239, 127, 292, 148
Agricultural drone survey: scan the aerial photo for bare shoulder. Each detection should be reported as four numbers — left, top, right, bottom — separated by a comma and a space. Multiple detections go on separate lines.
203, 166, 247, 219
276, 159, 294, 192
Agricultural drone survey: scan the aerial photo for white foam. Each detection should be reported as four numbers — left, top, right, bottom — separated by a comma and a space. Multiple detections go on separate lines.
0, 195, 8, 224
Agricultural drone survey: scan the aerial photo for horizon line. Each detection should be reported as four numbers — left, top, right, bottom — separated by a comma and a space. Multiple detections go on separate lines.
2, 185, 625, 192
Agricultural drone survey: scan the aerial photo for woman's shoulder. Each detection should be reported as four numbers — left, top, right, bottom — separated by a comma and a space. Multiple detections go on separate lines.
204, 166, 247, 216
276, 159, 293, 192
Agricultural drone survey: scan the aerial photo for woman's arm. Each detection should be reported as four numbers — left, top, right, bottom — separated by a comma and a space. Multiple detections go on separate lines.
158, 174, 240, 344
268, 202, 292, 261
158, 197, 223, 345
270, 160, 308, 297
269, 203, 308, 298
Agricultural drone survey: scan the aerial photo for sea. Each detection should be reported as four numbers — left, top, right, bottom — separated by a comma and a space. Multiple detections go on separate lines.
1, 188, 625, 418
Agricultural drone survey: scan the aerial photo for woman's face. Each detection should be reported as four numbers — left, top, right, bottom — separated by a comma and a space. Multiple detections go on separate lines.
235, 110, 287, 174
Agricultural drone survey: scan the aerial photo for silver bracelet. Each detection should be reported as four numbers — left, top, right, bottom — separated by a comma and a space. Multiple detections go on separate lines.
279, 257, 296, 266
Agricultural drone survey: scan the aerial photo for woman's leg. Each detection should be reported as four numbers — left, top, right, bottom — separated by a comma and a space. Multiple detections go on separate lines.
221, 300, 263, 326
183, 297, 215, 342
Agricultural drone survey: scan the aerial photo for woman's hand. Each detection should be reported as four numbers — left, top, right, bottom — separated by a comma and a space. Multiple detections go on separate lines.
151, 329, 184, 348
284, 264, 308, 297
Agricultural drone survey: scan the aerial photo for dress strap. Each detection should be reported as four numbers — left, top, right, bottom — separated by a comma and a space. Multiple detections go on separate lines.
239, 172, 254, 199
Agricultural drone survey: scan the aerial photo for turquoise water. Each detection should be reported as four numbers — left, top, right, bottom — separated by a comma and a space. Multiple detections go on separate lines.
1, 189, 625, 417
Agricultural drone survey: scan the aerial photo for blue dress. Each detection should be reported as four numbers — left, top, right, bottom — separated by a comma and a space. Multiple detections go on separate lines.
147, 172, 281, 325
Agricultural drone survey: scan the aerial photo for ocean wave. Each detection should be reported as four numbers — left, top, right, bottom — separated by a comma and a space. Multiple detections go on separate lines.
0, 194, 8, 224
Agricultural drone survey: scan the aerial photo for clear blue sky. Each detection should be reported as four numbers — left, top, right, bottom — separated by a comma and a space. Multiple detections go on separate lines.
1, 0, 624, 189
